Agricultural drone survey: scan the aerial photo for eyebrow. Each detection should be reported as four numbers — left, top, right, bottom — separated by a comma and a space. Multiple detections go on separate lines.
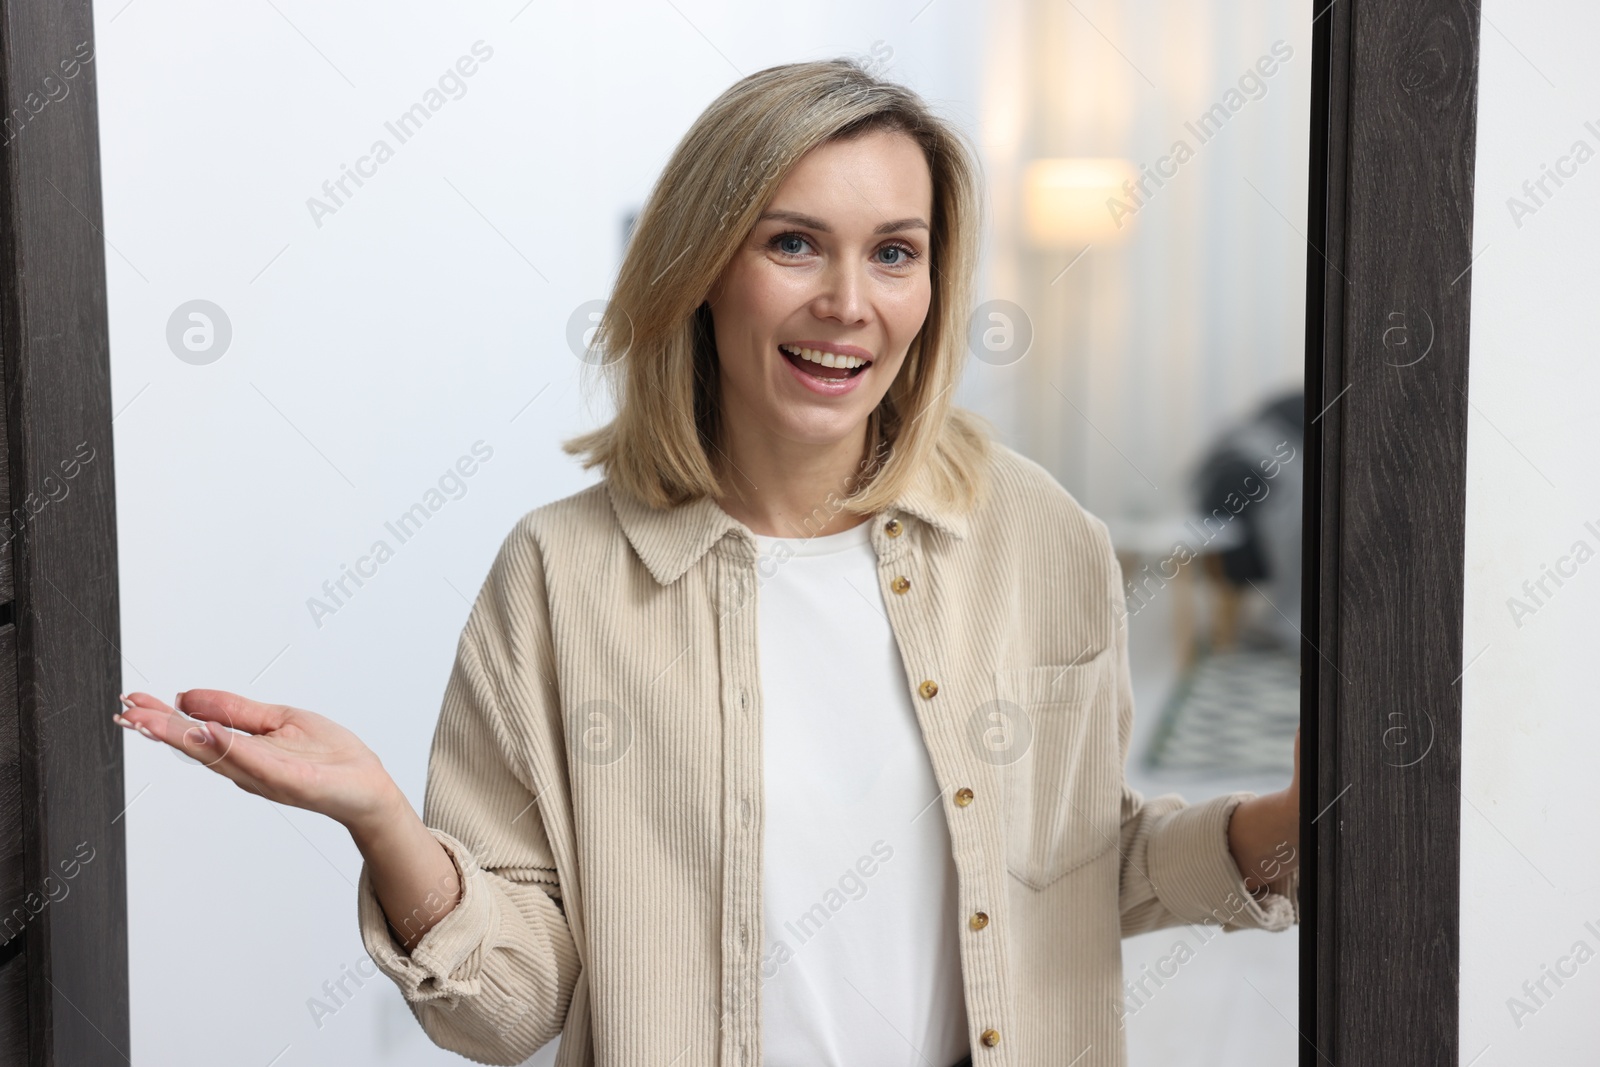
758, 210, 930, 235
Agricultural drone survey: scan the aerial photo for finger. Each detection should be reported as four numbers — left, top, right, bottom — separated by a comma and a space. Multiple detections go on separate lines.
118, 700, 242, 769
117, 692, 200, 738
115, 693, 223, 753
117, 709, 281, 798
115, 692, 187, 742
173, 689, 292, 735
119, 691, 173, 718
1290, 729, 1302, 800
113, 697, 314, 809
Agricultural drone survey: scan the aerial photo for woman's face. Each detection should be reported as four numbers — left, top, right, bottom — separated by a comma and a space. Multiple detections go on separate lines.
707, 128, 934, 453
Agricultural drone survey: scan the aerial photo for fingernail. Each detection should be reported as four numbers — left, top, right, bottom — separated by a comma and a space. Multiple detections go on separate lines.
113, 714, 130, 727
137, 725, 154, 739
174, 691, 187, 712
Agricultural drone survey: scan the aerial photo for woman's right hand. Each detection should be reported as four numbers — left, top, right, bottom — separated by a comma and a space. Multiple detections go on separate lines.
119, 689, 464, 949
115, 689, 404, 835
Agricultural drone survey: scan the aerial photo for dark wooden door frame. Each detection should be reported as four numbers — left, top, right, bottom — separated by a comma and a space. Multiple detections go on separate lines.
0, 0, 128, 1063
1301, 1, 1479, 1063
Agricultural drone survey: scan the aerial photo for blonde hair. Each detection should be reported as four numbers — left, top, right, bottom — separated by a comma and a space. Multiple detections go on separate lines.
561, 57, 993, 517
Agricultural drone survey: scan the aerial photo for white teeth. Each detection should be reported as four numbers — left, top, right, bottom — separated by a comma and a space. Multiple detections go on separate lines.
779, 344, 870, 370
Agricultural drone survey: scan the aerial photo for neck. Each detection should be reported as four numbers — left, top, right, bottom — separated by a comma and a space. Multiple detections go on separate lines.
712, 417, 880, 538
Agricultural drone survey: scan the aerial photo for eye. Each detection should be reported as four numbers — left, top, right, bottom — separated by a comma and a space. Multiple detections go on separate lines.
769, 232, 814, 257
876, 241, 921, 267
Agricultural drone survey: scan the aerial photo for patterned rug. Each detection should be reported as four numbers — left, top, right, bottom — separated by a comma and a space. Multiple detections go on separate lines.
1142, 638, 1301, 777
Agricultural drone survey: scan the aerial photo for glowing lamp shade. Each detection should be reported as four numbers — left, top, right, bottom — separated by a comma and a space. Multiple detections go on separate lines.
1023, 157, 1139, 246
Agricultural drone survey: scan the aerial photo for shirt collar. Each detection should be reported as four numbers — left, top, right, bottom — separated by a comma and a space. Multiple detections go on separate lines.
606, 460, 971, 587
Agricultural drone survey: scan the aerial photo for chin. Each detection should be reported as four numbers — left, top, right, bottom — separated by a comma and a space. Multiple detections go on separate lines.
769, 406, 873, 447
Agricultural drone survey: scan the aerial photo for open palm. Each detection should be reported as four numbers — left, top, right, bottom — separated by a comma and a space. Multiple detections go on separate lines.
116, 689, 399, 831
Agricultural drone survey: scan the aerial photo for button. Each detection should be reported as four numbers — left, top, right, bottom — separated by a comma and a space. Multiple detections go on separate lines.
884, 518, 903, 538
954, 787, 974, 807
739, 922, 749, 946
739, 798, 752, 827
980, 1028, 1001, 1047
739, 690, 748, 711
969, 911, 989, 931
890, 575, 911, 594
918, 679, 939, 699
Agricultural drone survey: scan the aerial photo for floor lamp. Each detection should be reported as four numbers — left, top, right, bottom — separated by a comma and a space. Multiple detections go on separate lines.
1021, 157, 1136, 503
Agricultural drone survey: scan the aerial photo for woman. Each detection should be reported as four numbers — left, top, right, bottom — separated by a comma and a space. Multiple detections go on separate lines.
115, 59, 1299, 1067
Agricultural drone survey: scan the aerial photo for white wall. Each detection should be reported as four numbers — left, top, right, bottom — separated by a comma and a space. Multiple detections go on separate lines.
1461, 1, 1600, 1061
98, 3, 982, 1064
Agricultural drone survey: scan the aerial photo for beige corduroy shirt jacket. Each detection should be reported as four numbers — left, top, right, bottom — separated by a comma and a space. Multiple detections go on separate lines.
355, 439, 1298, 1067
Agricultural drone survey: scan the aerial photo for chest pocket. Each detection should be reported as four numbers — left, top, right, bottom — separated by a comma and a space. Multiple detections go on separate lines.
992, 651, 1121, 891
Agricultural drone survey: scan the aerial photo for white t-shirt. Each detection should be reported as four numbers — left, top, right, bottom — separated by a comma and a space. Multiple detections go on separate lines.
752, 518, 969, 1066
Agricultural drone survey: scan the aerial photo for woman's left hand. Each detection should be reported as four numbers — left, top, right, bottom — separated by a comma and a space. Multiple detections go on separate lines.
1225, 727, 1300, 894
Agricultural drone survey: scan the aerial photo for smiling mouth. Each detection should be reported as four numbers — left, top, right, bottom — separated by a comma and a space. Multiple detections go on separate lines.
777, 343, 873, 380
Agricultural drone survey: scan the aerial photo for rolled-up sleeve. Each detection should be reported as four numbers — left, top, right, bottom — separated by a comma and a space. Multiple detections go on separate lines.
1118, 788, 1299, 935
356, 528, 582, 1065
1098, 524, 1300, 937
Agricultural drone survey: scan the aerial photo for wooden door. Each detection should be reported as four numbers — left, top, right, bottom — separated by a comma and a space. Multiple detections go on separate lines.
0, 0, 128, 1063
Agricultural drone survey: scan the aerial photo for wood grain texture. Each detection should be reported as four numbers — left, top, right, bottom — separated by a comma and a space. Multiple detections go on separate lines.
0, 0, 128, 1063
1305, 0, 1479, 1063
0, 358, 11, 603
0, 950, 25, 1067
0, 622, 21, 912
0, 623, 24, 1066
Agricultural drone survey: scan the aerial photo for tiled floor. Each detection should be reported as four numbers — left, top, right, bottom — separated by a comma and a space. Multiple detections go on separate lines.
1144, 640, 1300, 779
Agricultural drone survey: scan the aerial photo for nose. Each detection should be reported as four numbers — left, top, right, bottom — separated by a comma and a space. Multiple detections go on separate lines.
811, 256, 871, 327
